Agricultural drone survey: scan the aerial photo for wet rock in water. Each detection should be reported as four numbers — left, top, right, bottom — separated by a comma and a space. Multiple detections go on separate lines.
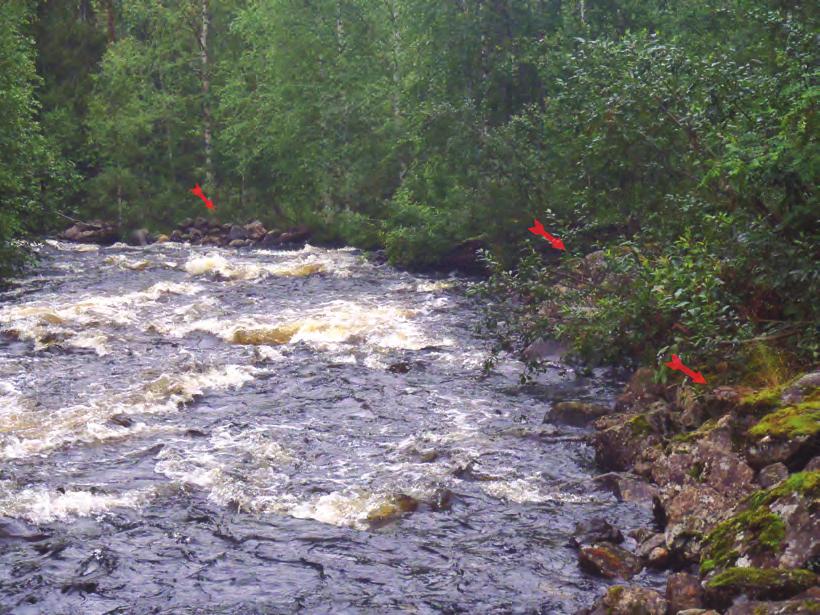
276, 225, 312, 246
666, 572, 704, 612
387, 361, 411, 374
592, 411, 662, 472
578, 543, 641, 579
108, 413, 134, 428
583, 586, 668, 615
60, 220, 120, 245
571, 517, 624, 548
244, 220, 267, 241
522, 339, 567, 362
228, 224, 248, 241
0, 517, 50, 542
635, 533, 669, 569
593, 472, 659, 505
548, 401, 610, 427
128, 228, 152, 246
189, 228, 203, 243
758, 462, 789, 488
259, 229, 283, 247
228, 239, 248, 248
170, 230, 183, 242
703, 567, 817, 607
366, 494, 418, 527
155, 234, 170, 243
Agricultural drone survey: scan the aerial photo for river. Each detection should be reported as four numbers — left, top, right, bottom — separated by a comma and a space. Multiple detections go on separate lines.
0, 240, 655, 614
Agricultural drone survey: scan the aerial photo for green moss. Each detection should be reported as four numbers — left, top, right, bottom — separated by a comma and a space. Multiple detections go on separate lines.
741, 384, 786, 411
672, 418, 718, 443
746, 471, 820, 509
700, 508, 786, 574
705, 566, 816, 593
688, 461, 705, 482
627, 414, 652, 436
748, 401, 820, 439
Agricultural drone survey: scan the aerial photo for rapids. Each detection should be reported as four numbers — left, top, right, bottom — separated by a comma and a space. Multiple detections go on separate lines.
0, 241, 656, 613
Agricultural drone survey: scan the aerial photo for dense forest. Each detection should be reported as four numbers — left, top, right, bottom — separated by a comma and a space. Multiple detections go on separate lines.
0, 0, 817, 372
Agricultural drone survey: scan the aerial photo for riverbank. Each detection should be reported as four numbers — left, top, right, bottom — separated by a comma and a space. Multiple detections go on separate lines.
570, 366, 818, 613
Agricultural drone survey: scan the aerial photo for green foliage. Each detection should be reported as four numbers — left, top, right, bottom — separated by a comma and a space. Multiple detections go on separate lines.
749, 401, 820, 439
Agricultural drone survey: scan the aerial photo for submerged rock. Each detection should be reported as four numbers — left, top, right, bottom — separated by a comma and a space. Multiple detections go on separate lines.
578, 543, 642, 580
570, 517, 624, 548
548, 401, 610, 426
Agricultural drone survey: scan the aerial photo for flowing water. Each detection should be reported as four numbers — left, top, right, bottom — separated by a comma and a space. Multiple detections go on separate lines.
0, 241, 656, 614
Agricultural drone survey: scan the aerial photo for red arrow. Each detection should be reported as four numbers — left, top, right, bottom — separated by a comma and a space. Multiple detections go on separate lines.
528, 219, 565, 251
191, 183, 215, 210
665, 354, 707, 384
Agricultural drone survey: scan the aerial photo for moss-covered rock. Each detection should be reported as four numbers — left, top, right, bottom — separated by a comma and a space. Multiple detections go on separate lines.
700, 471, 820, 575
748, 401, 820, 439
704, 567, 816, 605
583, 585, 668, 615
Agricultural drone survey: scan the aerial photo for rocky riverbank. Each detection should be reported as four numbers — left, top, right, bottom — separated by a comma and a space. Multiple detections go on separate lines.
59, 218, 312, 250
563, 368, 819, 613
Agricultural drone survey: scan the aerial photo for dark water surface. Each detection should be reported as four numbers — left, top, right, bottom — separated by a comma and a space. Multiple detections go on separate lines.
0, 241, 655, 614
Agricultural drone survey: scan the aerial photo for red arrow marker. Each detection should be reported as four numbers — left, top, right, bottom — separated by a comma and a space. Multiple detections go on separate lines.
665, 354, 707, 384
191, 183, 215, 210
528, 219, 565, 251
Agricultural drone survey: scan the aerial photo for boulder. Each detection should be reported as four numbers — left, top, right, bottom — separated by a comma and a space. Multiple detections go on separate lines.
128, 228, 152, 246
189, 228, 203, 243
726, 593, 820, 615
228, 225, 248, 241
666, 572, 704, 612
259, 229, 283, 247
522, 339, 567, 362
635, 533, 669, 569
276, 225, 312, 246
60, 220, 119, 245
155, 234, 170, 243
593, 472, 658, 505
584, 586, 668, 615
244, 220, 267, 241
781, 371, 820, 404
578, 543, 642, 580
178, 218, 194, 230
548, 401, 610, 426
703, 567, 816, 608
592, 412, 663, 472
170, 230, 183, 242
228, 239, 248, 248
758, 463, 789, 488
570, 517, 624, 548
746, 402, 820, 470
194, 217, 209, 230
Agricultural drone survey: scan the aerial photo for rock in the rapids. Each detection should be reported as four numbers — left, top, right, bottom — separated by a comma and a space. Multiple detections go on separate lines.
570, 517, 624, 548
189, 228, 203, 243
108, 414, 134, 428
244, 220, 267, 241
583, 586, 668, 615
170, 230, 183, 242
578, 543, 642, 579
259, 229, 283, 247
155, 234, 170, 243
387, 362, 411, 374
366, 494, 418, 527
522, 338, 567, 362
228, 239, 248, 248
127, 228, 152, 246
594, 473, 659, 504
228, 224, 248, 241
635, 533, 669, 569
276, 225, 312, 246
758, 462, 789, 488
548, 401, 610, 426
0, 516, 50, 542
666, 572, 704, 613
61, 220, 120, 245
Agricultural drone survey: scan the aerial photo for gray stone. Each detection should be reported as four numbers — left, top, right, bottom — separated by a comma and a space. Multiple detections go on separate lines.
758, 462, 789, 488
